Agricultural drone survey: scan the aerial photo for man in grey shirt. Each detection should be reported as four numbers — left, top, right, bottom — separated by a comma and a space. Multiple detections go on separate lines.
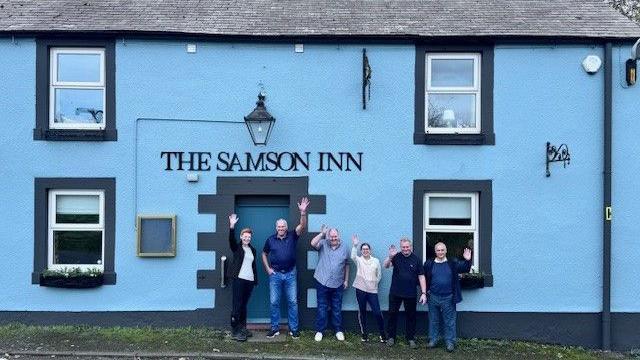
310, 225, 350, 342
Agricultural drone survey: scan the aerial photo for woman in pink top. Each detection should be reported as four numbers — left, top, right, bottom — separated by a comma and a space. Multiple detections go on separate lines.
351, 235, 386, 342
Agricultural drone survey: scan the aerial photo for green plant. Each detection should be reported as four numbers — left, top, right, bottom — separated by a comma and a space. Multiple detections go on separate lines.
41, 267, 103, 278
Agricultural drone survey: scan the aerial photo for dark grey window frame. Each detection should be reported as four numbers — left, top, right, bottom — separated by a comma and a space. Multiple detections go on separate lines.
414, 44, 495, 145
34, 39, 117, 141
33, 178, 116, 285
413, 180, 493, 286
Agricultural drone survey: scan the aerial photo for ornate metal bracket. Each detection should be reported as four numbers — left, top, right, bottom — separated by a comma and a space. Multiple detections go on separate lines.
546, 142, 571, 177
362, 48, 372, 109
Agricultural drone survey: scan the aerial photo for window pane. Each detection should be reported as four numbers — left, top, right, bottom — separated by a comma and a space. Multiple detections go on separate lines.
431, 58, 475, 87
53, 230, 102, 265
54, 88, 104, 124
56, 194, 100, 223
57, 53, 101, 82
427, 93, 476, 129
425, 231, 474, 261
429, 197, 471, 226
139, 218, 174, 254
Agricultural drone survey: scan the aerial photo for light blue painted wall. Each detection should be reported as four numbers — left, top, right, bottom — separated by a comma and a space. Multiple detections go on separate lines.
611, 44, 640, 313
0, 38, 635, 313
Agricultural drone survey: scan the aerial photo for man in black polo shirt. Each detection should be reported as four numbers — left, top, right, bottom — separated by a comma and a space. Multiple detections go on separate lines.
261, 197, 310, 339
383, 238, 427, 349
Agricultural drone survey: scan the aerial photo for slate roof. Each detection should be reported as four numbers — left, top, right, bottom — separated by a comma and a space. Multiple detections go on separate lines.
1, 0, 639, 39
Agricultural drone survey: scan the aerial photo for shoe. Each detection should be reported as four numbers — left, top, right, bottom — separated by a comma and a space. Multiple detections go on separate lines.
426, 340, 437, 348
386, 337, 395, 347
361, 335, 369, 342
266, 329, 280, 338
314, 332, 323, 342
241, 328, 253, 338
446, 343, 455, 352
336, 331, 345, 341
409, 340, 417, 349
289, 331, 300, 339
231, 331, 247, 342
378, 335, 386, 343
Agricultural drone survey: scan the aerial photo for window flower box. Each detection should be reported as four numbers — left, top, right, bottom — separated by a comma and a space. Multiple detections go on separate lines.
459, 273, 485, 289
39, 268, 104, 288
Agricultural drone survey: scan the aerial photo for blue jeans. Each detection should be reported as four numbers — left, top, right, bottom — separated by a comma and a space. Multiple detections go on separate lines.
315, 279, 344, 333
355, 288, 385, 339
428, 293, 456, 345
269, 268, 299, 332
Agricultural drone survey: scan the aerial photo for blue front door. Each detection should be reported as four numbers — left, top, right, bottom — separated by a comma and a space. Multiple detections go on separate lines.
235, 195, 289, 323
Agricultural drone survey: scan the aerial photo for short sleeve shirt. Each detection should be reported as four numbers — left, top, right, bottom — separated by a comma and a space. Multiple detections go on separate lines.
313, 239, 350, 288
263, 230, 299, 272
389, 252, 424, 297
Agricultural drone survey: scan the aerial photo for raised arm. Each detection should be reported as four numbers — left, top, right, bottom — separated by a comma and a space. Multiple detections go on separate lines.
350, 234, 359, 261
310, 224, 327, 250
456, 248, 473, 273
383, 244, 397, 268
228, 214, 239, 252
295, 197, 310, 236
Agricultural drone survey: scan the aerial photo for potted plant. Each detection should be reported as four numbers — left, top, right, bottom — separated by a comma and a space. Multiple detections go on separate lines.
39, 267, 104, 288
459, 270, 485, 289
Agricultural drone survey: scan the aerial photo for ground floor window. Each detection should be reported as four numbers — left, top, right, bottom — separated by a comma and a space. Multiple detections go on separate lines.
413, 180, 493, 286
48, 190, 105, 271
33, 178, 116, 285
424, 192, 479, 271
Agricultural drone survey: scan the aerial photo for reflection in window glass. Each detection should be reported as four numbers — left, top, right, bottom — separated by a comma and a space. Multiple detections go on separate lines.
53, 230, 102, 265
56, 195, 100, 224
427, 93, 476, 128
54, 88, 104, 124
429, 197, 472, 226
431, 59, 475, 87
57, 53, 101, 83
425, 231, 474, 261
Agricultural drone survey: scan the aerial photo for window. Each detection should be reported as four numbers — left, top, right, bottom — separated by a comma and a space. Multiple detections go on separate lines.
426, 54, 480, 134
413, 180, 492, 286
48, 190, 105, 271
35, 39, 116, 141
415, 45, 494, 145
50, 48, 106, 130
137, 215, 177, 257
424, 193, 479, 271
33, 178, 116, 284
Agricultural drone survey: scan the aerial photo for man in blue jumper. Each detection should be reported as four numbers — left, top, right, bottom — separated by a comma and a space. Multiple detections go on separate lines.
423, 242, 472, 352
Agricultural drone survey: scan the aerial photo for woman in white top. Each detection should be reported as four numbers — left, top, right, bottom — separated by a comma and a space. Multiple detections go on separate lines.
351, 235, 386, 342
228, 214, 258, 342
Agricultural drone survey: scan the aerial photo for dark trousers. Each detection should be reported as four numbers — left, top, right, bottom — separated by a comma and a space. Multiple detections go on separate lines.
355, 288, 385, 339
231, 278, 254, 332
387, 293, 417, 341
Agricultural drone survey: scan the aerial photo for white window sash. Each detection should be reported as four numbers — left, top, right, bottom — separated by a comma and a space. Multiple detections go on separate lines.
47, 190, 105, 270
425, 53, 481, 134
49, 48, 106, 130
423, 192, 479, 270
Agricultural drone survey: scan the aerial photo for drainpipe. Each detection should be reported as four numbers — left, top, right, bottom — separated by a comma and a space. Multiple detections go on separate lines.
602, 42, 612, 351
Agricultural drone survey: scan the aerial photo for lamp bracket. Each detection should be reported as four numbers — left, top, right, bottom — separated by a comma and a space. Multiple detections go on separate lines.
546, 142, 571, 177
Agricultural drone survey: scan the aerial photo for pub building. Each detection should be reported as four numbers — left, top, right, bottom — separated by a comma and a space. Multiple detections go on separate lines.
1, 0, 640, 351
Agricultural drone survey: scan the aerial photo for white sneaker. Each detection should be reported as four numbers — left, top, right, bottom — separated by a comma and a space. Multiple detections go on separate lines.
315, 332, 323, 342
336, 331, 345, 341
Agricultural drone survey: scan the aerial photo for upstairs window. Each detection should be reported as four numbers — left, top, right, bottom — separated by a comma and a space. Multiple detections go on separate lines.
426, 53, 481, 134
49, 48, 106, 130
35, 39, 116, 141
414, 45, 494, 145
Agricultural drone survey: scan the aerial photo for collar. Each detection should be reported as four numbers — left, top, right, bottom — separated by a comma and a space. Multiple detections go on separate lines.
434, 257, 448, 263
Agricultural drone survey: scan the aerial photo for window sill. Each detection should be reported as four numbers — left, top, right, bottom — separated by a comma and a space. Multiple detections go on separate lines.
32, 271, 116, 285
414, 132, 495, 145
33, 128, 118, 141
